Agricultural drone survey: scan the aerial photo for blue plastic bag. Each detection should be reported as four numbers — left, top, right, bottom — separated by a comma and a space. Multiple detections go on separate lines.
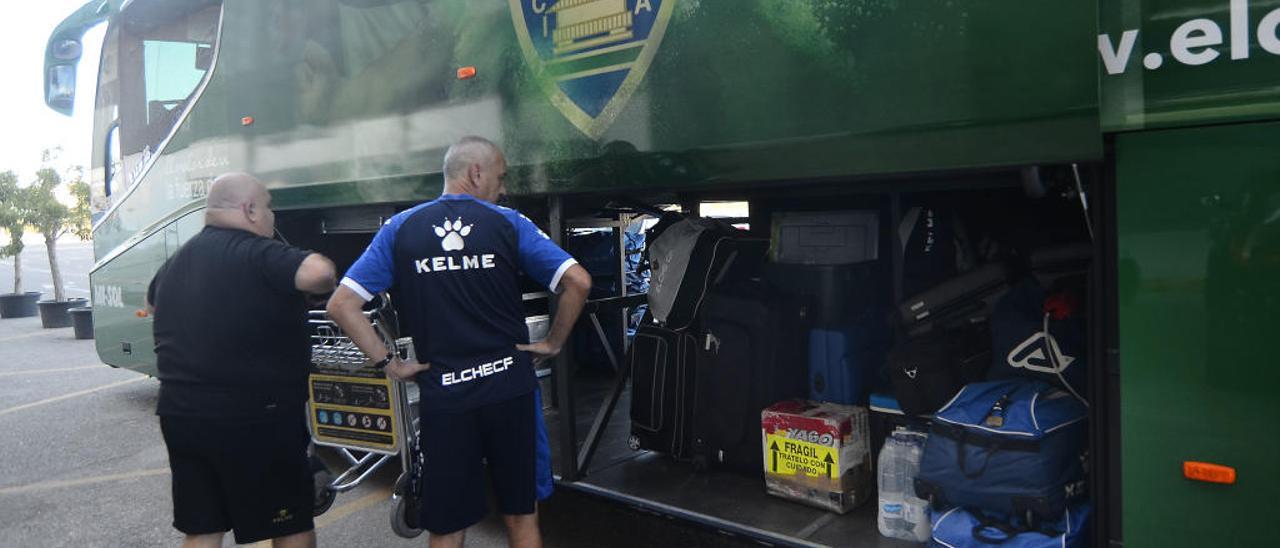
928, 502, 1090, 548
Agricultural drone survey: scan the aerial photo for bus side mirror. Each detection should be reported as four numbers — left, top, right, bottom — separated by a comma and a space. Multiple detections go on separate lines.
43, 0, 116, 116
46, 64, 77, 115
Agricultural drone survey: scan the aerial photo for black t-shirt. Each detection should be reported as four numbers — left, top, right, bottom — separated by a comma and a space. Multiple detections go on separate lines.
148, 226, 312, 418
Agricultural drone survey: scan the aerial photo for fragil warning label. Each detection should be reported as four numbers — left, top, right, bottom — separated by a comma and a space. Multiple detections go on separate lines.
766, 433, 840, 479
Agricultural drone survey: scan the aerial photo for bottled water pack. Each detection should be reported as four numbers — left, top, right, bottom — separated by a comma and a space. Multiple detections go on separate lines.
877, 429, 931, 542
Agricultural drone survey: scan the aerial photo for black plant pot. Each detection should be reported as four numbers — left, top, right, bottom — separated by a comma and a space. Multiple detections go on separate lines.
70, 307, 94, 339
37, 298, 89, 328
0, 292, 42, 319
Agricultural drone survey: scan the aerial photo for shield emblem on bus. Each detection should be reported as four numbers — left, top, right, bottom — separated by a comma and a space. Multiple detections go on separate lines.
509, 0, 675, 139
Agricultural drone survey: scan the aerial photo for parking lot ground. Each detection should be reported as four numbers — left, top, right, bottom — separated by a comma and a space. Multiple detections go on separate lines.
0, 240, 758, 547
0, 319, 518, 547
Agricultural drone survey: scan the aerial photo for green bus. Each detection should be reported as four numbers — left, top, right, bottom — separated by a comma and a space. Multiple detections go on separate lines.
44, 0, 1279, 546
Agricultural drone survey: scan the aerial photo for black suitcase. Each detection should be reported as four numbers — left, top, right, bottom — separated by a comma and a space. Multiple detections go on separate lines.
628, 322, 700, 459
692, 281, 810, 474
647, 217, 767, 331
897, 262, 1010, 336
900, 204, 975, 298
1029, 242, 1093, 288
760, 262, 884, 327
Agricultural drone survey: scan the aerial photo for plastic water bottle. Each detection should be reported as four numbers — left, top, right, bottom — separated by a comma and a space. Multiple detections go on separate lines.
875, 437, 906, 540
877, 436, 906, 537
899, 432, 931, 542
878, 429, 930, 541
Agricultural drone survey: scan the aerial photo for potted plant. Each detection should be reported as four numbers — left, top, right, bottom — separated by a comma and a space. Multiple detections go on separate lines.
0, 170, 41, 319
27, 154, 91, 328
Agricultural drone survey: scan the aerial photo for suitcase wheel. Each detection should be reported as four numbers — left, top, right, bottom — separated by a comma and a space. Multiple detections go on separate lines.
311, 461, 335, 517
390, 497, 423, 539
313, 483, 335, 517
692, 455, 710, 473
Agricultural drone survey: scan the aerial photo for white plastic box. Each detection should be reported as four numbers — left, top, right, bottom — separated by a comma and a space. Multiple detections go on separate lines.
769, 210, 880, 265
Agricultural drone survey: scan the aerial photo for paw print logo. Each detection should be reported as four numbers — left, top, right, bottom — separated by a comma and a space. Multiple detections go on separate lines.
433, 217, 473, 251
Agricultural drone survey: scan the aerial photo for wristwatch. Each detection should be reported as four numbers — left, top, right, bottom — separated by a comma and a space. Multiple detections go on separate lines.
371, 354, 393, 369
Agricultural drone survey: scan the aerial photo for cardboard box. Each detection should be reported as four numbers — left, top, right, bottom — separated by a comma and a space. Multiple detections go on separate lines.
761, 399, 873, 514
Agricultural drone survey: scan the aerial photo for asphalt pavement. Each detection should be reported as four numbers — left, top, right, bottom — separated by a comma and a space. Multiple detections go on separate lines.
0, 240, 755, 547
0, 311, 459, 548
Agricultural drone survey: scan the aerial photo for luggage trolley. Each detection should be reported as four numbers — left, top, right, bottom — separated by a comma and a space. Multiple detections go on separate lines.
304, 296, 421, 537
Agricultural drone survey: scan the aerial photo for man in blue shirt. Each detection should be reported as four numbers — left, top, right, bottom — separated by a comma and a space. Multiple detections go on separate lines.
327, 137, 589, 548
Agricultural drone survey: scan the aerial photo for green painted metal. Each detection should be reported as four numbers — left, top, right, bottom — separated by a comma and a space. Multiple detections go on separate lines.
1099, 0, 1280, 130
82, 0, 1100, 261
1116, 122, 1280, 547
90, 207, 204, 375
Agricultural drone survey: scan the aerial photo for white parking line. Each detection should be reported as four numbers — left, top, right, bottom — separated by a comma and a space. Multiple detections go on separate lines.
0, 365, 104, 377
0, 468, 169, 496
0, 377, 147, 418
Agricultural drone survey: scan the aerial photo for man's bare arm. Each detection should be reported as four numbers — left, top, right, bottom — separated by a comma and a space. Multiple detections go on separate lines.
326, 285, 429, 380
517, 264, 591, 364
296, 253, 337, 294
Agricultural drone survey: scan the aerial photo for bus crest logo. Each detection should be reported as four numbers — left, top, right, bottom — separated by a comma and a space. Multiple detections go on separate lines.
510, 0, 675, 139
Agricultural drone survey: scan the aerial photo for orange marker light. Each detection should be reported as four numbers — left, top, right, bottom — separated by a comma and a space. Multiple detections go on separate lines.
457, 66, 477, 80
136, 310, 149, 318
1184, 461, 1236, 485
241, 116, 254, 126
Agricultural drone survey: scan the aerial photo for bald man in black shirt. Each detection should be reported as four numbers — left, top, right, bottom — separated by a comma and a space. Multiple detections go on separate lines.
147, 172, 335, 548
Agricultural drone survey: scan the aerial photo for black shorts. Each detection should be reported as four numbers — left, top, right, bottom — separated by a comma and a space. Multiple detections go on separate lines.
160, 412, 315, 544
419, 391, 537, 535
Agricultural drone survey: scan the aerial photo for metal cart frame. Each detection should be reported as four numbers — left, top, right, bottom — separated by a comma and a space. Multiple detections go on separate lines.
305, 297, 420, 532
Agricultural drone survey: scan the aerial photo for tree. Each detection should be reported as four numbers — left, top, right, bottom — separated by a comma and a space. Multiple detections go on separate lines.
24, 151, 91, 303
0, 170, 29, 295
69, 178, 93, 242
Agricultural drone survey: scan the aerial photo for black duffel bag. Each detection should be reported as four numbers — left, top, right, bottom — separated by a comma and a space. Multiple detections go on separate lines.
989, 275, 1088, 404
887, 322, 990, 417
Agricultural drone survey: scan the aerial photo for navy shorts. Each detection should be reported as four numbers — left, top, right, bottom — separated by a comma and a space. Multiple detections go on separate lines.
160, 413, 314, 544
419, 391, 537, 535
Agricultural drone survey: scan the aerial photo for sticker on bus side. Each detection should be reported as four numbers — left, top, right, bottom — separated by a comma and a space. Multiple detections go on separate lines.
1099, 0, 1280, 75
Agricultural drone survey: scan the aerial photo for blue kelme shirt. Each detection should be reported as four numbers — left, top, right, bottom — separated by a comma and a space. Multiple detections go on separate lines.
342, 194, 575, 413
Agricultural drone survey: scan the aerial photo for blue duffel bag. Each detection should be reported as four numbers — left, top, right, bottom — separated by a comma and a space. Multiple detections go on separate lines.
928, 503, 1090, 548
914, 379, 1087, 521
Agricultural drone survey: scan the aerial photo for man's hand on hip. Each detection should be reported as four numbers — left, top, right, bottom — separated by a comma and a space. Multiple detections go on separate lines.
516, 341, 561, 366
386, 357, 431, 381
